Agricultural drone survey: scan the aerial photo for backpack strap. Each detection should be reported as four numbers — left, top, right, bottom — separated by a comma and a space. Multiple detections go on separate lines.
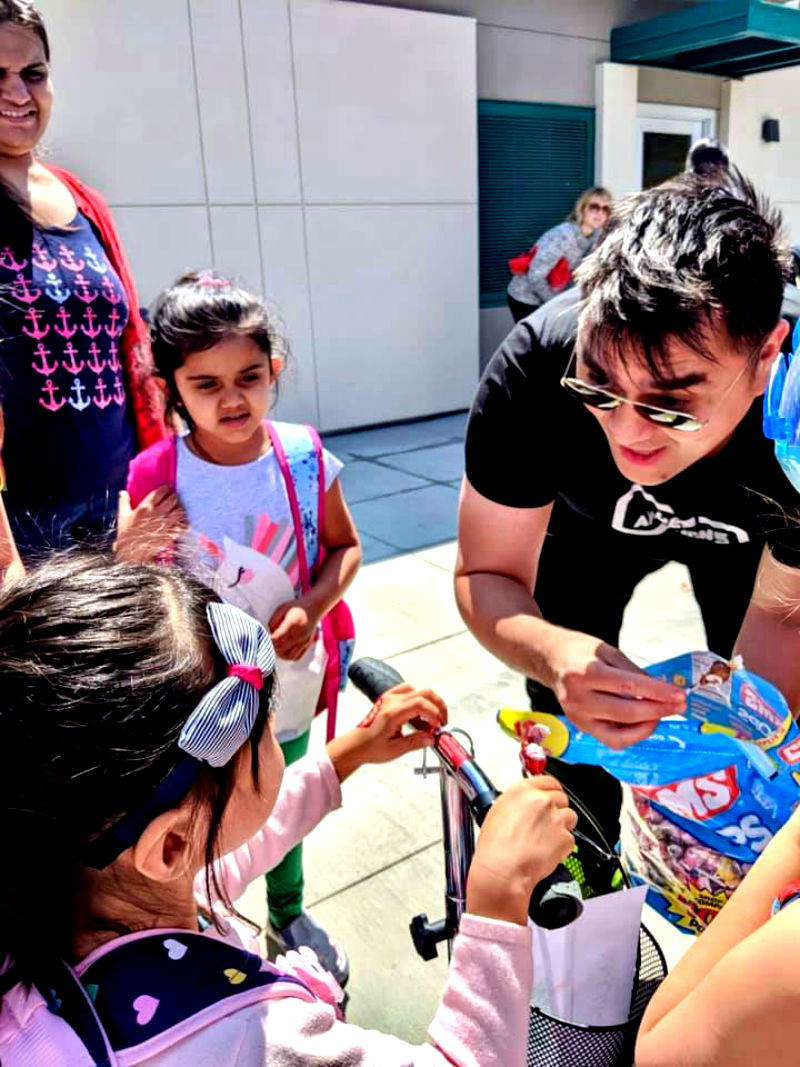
28, 958, 117, 1066
76, 930, 315, 1062
266, 421, 322, 591
126, 437, 178, 508
266, 421, 354, 741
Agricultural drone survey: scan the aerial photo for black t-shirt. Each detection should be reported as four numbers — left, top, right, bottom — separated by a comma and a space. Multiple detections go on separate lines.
466, 287, 800, 568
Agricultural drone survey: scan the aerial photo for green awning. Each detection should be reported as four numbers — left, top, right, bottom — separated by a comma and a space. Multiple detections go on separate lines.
611, 0, 800, 77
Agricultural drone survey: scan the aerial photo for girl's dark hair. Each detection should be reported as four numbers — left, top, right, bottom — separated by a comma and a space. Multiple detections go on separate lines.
149, 271, 289, 426
0, 553, 275, 989
0, 1, 51, 241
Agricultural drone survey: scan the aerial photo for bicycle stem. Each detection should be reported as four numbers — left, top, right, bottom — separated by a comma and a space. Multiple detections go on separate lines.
435, 731, 500, 953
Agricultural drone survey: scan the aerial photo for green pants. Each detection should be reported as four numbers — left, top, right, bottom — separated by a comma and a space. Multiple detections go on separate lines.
266, 729, 311, 930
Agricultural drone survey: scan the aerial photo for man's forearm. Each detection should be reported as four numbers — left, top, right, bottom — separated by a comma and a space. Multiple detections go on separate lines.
455, 570, 567, 686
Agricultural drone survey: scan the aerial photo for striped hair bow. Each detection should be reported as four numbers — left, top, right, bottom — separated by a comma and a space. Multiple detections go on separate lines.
178, 602, 276, 767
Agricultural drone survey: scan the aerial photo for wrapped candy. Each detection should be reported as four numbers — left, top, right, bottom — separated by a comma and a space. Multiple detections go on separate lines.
516, 719, 550, 775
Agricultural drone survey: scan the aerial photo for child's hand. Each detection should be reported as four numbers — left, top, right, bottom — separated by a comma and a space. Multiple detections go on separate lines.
269, 599, 320, 660
114, 488, 186, 563
467, 777, 577, 926
327, 683, 447, 782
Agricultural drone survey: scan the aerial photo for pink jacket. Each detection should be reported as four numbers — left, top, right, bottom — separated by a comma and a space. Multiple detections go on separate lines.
0, 755, 532, 1066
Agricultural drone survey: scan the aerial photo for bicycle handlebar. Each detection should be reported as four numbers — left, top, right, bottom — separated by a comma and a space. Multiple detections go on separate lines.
348, 657, 583, 931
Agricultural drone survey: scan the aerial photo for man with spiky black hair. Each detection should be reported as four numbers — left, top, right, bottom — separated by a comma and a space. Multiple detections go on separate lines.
457, 167, 800, 773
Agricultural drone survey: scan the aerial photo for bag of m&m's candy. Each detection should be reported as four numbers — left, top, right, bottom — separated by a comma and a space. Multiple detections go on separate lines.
514, 652, 800, 933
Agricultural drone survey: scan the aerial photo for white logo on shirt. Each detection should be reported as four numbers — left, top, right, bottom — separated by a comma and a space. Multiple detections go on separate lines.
611, 485, 750, 546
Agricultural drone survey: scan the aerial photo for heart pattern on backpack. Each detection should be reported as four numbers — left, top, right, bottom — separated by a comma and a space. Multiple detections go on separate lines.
133, 994, 159, 1026
223, 968, 247, 985
163, 938, 188, 961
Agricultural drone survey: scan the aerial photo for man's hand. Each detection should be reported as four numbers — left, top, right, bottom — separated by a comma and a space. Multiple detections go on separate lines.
269, 598, 321, 661
543, 631, 686, 749
114, 488, 185, 563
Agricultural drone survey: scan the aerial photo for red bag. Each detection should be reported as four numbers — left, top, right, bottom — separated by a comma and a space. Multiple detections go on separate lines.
547, 257, 572, 292
508, 243, 573, 293
508, 244, 537, 275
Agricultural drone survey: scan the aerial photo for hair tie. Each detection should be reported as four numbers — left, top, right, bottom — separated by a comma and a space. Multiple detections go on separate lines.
227, 663, 264, 690
196, 270, 230, 288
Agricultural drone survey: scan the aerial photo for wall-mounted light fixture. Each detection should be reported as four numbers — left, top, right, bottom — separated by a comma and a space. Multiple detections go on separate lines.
762, 118, 781, 143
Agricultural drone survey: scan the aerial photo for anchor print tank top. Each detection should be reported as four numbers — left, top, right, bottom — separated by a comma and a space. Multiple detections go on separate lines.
0, 211, 135, 549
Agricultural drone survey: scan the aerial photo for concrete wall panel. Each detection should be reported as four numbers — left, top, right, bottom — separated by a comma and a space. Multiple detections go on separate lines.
209, 206, 263, 292
291, 0, 477, 204
257, 207, 319, 427
35, 0, 485, 429
40, 0, 206, 205
307, 204, 478, 430
111, 206, 213, 306
241, 0, 303, 205
478, 25, 607, 106
352, 0, 694, 41
189, 0, 254, 204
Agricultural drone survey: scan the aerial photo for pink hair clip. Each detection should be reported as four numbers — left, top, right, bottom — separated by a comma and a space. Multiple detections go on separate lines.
196, 270, 230, 288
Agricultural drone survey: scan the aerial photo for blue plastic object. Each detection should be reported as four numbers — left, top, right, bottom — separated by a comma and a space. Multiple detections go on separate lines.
552, 652, 800, 932
763, 321, 800, 493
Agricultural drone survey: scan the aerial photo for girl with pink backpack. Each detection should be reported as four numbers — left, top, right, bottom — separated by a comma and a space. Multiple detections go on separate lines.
114, 271, 360, 986
0, 555, 575, 1066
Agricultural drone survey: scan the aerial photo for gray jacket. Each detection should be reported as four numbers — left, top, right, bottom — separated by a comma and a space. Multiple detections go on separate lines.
508, 220, 596, 307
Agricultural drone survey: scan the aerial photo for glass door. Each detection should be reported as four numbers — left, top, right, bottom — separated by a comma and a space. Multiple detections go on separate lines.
636, 104, 717, 189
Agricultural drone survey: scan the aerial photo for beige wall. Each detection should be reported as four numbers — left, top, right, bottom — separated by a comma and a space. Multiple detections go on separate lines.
638, 66, 722, 110
723, 68, 800, 242
38, 0, 479, 432
360, 0, 697, 105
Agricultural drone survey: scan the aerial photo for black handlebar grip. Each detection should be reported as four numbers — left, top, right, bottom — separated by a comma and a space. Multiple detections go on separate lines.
348, 657, 405, 703
528, 863, 584, 929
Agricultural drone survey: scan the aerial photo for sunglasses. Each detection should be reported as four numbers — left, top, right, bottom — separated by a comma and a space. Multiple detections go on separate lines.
560, 351, 750, 433
586, 202, 610, 214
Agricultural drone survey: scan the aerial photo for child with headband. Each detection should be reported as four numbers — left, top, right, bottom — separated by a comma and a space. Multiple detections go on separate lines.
116, 271, 362, 983
0, 555, 576, 1066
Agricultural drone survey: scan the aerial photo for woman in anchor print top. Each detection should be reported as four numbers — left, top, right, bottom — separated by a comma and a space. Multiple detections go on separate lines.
0, 1, 164, 563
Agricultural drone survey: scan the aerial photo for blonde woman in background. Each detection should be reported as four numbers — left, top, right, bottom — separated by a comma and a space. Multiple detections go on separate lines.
507, 186, 612, 323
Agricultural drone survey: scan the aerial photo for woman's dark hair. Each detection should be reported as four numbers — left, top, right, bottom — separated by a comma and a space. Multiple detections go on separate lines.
0, 0, 48, 57
149, 271, 289, 426
576, 165, 792, 376
0, 553, 275, 988
0, 1, 51, 241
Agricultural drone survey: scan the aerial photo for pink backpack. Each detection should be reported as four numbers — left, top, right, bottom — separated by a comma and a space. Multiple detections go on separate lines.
126, 422, 355, 741
0, 930, 320, 1065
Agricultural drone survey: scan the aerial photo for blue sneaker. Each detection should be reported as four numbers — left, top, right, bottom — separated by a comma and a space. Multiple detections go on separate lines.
269, 911, 350, 987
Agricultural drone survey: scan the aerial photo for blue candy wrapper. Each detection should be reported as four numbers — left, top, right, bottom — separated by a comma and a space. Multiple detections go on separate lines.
554, 652, 800, 932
